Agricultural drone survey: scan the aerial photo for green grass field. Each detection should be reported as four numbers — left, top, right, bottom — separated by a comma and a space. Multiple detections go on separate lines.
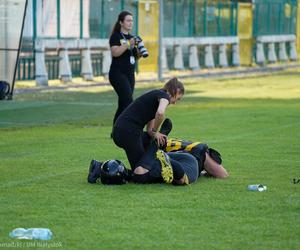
1, 70, 300, 249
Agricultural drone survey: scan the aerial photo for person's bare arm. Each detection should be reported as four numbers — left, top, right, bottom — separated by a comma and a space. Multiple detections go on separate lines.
153, 98, 169, 130
204, 152, 229, 178
110, 38, 135, 57
146, 98, 169, 146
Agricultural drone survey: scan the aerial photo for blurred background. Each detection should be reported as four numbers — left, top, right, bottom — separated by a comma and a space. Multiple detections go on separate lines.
1, 0, 300, 90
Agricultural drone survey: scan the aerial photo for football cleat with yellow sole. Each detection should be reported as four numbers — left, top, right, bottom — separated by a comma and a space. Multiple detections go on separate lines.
156, 150, 173, 184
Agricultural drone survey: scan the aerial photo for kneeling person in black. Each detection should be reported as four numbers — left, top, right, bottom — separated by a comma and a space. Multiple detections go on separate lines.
112, 77, 185, 173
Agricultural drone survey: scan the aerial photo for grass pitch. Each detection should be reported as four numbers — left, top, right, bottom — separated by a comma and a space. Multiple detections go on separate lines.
0, 69, 300, 249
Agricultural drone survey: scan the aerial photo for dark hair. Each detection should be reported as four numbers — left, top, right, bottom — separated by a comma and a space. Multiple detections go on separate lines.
111, 11, 133, 35
163, 77, 185, 97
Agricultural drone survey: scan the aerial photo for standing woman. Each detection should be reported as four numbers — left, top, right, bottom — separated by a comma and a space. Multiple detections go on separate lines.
109, 11, 139, 126
112, 77, 185, 171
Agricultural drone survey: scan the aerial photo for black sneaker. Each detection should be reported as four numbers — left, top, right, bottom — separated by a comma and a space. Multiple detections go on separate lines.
87, 159, 103, 184
159, 118, 172, 136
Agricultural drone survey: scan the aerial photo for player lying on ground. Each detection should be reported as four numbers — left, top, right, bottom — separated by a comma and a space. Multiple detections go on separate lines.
127, 118, 228, 184
132, 138, 229, 185
87, 119, 228, 185
87, 142, 193, 185
164, 138, 229, 179
87, 118, 195, 185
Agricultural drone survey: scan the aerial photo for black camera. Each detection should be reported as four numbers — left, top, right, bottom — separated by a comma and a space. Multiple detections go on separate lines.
134, 36, 149, 58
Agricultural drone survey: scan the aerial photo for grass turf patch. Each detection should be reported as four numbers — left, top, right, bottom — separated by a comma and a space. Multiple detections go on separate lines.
0, 70, 300, 249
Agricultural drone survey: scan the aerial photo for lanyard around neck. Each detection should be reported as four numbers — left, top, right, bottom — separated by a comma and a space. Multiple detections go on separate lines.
120, 32, 129, 40
120, 32, 133, 53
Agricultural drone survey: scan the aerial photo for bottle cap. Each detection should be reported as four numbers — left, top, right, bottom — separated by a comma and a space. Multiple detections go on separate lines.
257, 185, 264, 192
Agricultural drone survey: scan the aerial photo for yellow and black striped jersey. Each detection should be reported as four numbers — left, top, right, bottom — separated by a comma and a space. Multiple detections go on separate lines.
165, 138, 204, 153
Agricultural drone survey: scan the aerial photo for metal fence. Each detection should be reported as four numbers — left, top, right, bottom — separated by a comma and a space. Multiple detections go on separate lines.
253, 0, 298, 36
17, 38, 35, 80
91, 53, 102, 76
69, 54, 82, 77
45, 56, 59, 80
17, 56, 35, 80
89, 0, 138, 38
163, 0, 237, 37
16, 0, 300, 81
18, 52, 104, 80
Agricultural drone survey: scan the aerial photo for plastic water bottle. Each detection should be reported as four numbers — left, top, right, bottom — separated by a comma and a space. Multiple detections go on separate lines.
247, 184, 267, 192
9, 228, 52, 240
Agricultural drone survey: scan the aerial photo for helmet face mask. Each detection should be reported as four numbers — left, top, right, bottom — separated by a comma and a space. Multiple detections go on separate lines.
100, 160, 129, 185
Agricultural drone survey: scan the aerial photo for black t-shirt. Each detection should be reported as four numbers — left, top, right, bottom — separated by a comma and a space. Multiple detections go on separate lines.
109, 32, 138, 74
114, 89, 170, 131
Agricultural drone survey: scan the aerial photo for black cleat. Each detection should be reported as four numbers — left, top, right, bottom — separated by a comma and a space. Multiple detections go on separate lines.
87, 159, 103, 184
156, 150, 173, 184
159, 118, 172, 136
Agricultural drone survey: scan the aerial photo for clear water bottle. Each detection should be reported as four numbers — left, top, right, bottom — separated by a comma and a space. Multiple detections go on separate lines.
247, 184, 267, 192
9, 228, 52, 240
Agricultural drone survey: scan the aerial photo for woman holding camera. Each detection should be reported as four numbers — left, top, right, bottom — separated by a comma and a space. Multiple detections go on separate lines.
109, 11, 139, 127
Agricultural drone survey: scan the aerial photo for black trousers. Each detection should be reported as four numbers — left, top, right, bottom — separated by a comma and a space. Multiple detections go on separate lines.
112, 127, 152, 170
109, 70, 135, 125
133, 142, 186, 184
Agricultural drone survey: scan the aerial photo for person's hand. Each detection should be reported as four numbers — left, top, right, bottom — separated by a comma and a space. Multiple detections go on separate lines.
173, 174, 189, 185
129, 38, 135, 49
153, 132, 167, 147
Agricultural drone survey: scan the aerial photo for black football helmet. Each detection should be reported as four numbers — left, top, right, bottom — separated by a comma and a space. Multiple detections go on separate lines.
100, 160, 129, 185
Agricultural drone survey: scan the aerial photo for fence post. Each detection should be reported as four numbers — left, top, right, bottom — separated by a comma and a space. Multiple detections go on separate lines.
59, 49, 72, 82
102, 50, 111, 75
158, 0, 164, 80
237, 2, 253, 66
289, 40, 298, 61
161, 45, 168, 71
33, 0, 37, 40
219, 44, 228, 67
267, 42, 277, 63
80, 0, 83, 39
204, 44, 214, 68
278, 42, 288, 61
189, 45, 200, 70
81, 48, 93, 80
57, 0, 61, 39
174, 45, 184, 70
256, 42, 265, 65
35, 40, 48, 86
232, 43, 240, 66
